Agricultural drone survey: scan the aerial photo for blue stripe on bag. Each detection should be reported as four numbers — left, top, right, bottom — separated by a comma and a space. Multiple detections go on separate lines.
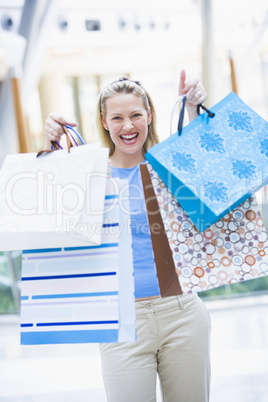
64, 243, 118, 251
23, 248, 62, 254
21, 272, 116, 281
21, 329, 119, 344
31, 291, 118, 299
36, 320, 118, 327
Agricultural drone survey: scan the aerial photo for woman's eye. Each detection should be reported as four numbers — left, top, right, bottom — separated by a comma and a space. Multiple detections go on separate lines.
132, 113, 141, 118
112, 116, 121, 120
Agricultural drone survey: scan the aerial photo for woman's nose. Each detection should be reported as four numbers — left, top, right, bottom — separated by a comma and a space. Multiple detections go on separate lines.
123, 119, 134, 130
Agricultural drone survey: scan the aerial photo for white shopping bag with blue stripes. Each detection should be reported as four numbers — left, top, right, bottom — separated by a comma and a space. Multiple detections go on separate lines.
20, 177, 135, 344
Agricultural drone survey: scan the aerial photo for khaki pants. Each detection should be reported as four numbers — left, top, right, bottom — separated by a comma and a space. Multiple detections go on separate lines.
99, 294, 211, 402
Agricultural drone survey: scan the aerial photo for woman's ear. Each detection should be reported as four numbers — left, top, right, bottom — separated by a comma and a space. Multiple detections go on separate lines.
147, 109, 152, 125
101, 114, 108, 131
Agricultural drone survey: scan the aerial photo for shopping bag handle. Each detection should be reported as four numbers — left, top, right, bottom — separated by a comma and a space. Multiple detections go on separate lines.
171, 96, 215, 137
36, 125, 85, 157
65, 125, 86, 146
197, 104, 215, 119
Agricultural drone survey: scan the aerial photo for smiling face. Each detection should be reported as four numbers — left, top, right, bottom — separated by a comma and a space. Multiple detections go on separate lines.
101, 93, 152, 166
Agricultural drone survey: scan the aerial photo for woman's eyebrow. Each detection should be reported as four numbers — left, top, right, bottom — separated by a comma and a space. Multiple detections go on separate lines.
110, 109, 142, 116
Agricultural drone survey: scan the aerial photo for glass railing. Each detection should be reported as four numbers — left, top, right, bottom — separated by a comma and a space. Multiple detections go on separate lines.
0, 251, 22, 314
199, 276, 268, 300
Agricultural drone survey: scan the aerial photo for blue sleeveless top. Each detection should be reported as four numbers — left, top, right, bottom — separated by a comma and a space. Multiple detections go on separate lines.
111, 164, 160, 299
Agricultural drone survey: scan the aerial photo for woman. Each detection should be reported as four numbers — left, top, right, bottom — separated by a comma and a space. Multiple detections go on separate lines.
44, 70, 211, 402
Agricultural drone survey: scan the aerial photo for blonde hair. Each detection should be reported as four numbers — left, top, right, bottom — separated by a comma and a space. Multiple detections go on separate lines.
96, 78, 159, 156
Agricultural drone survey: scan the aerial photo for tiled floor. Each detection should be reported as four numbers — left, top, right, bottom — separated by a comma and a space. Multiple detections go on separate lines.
0, 294, 268, 402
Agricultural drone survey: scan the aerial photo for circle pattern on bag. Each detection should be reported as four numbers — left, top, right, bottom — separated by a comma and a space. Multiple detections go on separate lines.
147, 163, 268, 294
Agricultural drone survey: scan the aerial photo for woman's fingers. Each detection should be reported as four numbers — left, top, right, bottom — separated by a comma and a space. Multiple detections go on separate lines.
178, 69, 187, 95
48, 112, 77, 127
185, 83, 207, 106
179, 71, 207, 105
179, 70, 207, 121
44, 113, 77, 142
44, 120, 63, 142
184, 78, 199, 93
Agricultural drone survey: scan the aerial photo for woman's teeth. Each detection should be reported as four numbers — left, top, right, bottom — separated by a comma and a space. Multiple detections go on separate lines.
121, 133, 138, 140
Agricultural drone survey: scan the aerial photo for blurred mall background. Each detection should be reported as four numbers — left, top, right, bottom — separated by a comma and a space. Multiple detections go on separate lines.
0, 0, 268, 401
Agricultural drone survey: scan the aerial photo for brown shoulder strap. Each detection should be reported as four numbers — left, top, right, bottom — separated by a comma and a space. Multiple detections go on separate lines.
140, 163, 182, 297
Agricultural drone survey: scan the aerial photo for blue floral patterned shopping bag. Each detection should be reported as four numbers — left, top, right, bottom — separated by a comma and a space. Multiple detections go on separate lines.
146, 92, 268, 232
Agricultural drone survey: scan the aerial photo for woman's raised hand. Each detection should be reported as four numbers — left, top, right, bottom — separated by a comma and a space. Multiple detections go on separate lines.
178, 69, 207, 121
44, 113, 77, 149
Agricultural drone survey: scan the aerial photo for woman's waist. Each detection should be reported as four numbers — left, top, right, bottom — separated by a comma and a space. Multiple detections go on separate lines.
135, 293, 198, 313
135, 295, 161, 302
